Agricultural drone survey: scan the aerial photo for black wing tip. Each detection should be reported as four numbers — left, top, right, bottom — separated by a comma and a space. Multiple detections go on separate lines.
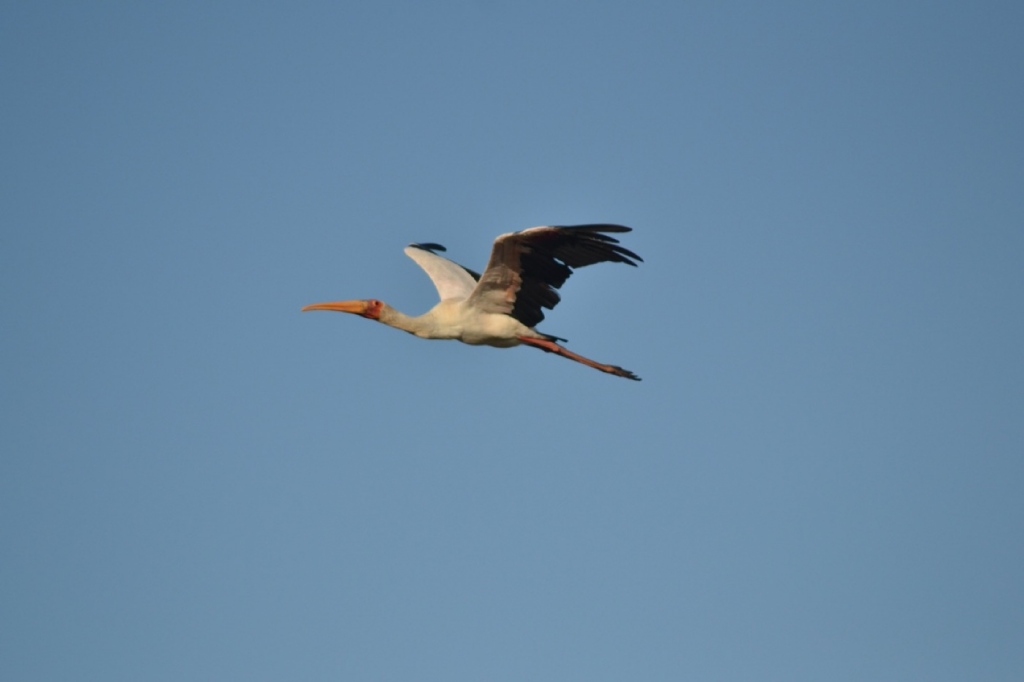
621, 249, 644, 265
409, 242, 447, 253
552, 223, 632, 233
607, 243, 644, 265
543, 224, 643, 265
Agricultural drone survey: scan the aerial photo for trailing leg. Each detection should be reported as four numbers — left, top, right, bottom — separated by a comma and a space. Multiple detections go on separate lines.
517, 336, 641, 381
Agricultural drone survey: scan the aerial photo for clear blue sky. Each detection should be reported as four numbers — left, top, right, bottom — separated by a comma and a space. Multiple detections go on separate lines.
3, 2, 1022, 680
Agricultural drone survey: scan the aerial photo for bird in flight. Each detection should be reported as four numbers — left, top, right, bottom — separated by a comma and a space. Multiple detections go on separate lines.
302, 224, 643, 380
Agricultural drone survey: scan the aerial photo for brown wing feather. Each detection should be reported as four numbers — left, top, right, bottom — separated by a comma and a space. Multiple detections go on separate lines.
468, 224, 642, 328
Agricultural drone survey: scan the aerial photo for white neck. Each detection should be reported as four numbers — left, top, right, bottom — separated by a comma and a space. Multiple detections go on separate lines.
379, 304, 437, 338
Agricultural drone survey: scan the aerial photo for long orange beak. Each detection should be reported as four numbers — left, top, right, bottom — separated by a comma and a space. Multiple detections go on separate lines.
300, 300, 369, 315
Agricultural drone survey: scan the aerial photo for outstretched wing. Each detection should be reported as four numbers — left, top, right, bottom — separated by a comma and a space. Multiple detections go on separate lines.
403, 243, 480, 301
466, 224, 642, 328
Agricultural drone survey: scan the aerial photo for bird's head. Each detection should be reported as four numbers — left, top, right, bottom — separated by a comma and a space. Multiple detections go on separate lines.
301, 298, 385, 320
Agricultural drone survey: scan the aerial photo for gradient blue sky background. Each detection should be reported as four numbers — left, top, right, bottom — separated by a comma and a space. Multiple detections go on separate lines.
3, 2, 1023, 680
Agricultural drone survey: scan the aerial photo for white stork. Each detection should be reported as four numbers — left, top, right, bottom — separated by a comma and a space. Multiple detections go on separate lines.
302, 224, 642, 380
